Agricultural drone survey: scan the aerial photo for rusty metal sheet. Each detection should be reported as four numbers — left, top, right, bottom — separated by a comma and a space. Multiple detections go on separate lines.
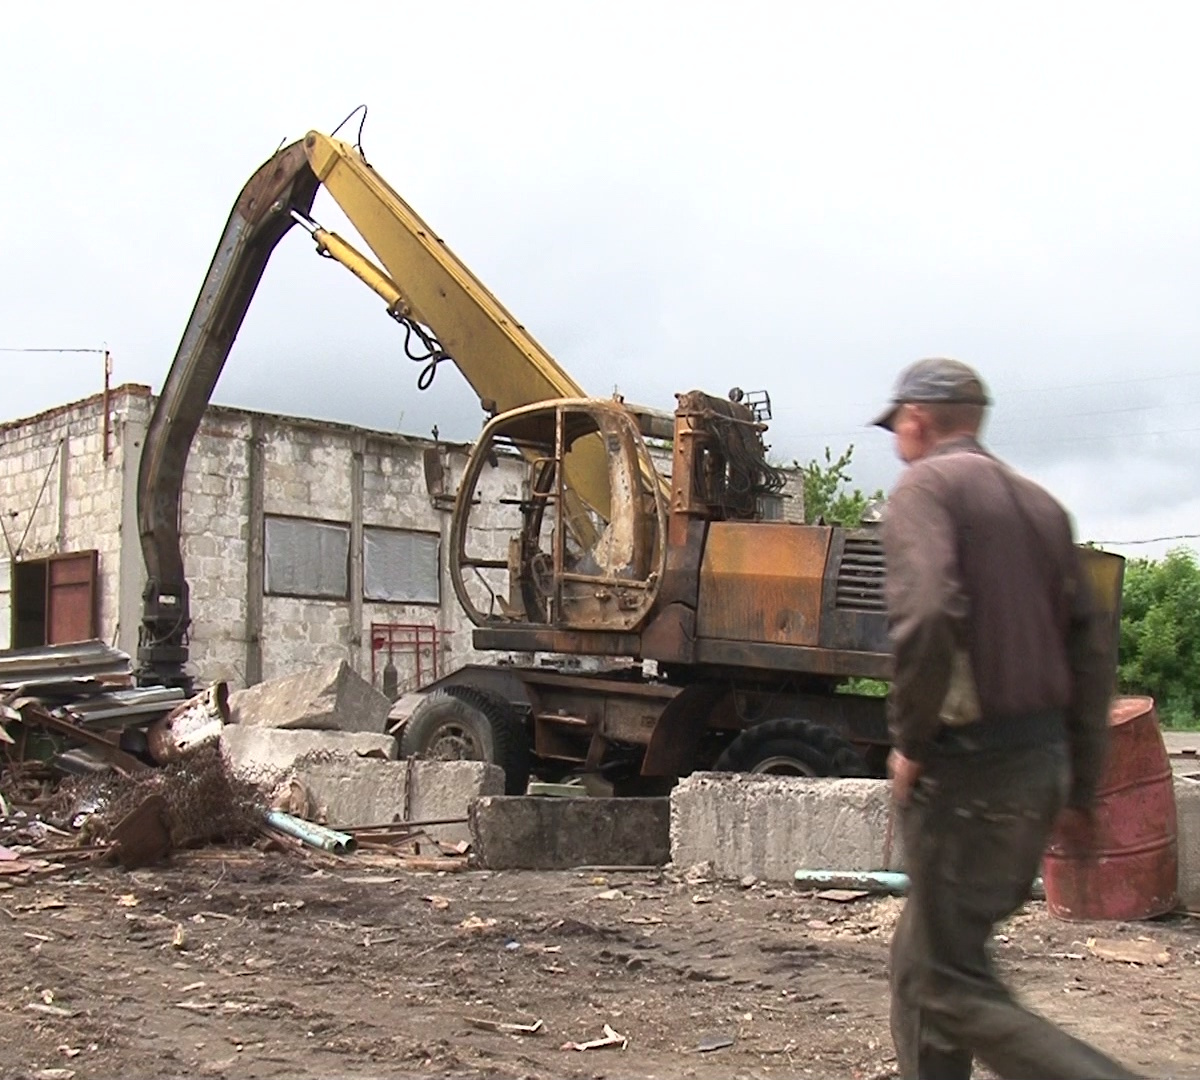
11, 701, 146, 774
0, 640, 131, 688
694, 637, 892, 681
472, 626, 641, 656
697, 523, 832, 646
47, 551, 99, 645
111, 794, 172, 870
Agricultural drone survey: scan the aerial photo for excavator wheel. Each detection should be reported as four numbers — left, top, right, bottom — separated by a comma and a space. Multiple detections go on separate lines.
400, 686, 532, 795
714, 717, 868, 778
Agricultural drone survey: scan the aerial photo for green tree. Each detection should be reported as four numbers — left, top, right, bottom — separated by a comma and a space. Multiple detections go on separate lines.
796, 445, 888, 697
796, 445, 884, 527
1117, 547, 1200, 728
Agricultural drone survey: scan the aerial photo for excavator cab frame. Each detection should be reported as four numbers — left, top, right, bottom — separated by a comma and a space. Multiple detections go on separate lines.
449, 398, 668, 635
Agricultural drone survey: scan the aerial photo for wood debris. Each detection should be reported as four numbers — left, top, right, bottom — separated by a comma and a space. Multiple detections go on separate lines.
465, 1016, 545, 1035
561, 1023, 628, 1051
816, 888, 870, 903
1086, 936, 1170, 966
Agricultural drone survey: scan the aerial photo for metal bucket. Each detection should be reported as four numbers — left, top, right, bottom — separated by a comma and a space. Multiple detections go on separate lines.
1044, 696, 1178, 921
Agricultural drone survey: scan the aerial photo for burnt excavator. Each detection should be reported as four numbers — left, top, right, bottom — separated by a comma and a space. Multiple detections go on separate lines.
137, 129, 1126, 792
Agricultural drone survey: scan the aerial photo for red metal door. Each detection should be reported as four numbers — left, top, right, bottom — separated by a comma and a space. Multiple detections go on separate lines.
46, 550, 98, 644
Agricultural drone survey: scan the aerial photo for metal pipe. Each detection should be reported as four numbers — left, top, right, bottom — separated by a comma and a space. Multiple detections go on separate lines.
793, 870, 1045, 900
102, 350, 111, 462
793, 870, 910, 894
265, 811, 357, 855
347, 816, 468, 831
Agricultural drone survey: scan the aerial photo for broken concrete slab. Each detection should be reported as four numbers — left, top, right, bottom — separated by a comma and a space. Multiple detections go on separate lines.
229, 661, 390, 734
470, 796, 670, 870
296, 758, 504, 843
1178, 774, 1200, 911
670, 773, 904, 883
220, 725, 396, 779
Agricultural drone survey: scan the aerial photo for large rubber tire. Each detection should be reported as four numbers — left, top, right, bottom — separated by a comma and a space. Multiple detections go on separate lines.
714, 717, 868, 777
400, 686, 532, 795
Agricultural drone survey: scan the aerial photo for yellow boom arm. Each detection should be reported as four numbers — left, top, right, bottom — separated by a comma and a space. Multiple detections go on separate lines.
298, 132, 587, 414
137, 130, 620, 688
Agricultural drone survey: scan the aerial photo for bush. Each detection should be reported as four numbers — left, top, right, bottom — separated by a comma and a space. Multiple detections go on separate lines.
1117, 547, 1200, 728
797, 445, 884, 527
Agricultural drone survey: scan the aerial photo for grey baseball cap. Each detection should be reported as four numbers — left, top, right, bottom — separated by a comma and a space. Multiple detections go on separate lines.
871, 358, 991, 431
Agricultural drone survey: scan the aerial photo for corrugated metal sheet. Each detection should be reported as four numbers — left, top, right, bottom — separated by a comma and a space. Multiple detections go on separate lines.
62, 687, 186, 729
0, 640, 131, 693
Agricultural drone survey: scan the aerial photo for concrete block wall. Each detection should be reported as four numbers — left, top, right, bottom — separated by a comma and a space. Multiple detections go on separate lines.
176, 404, 529, 690
670, 773, 903, 882
180, 409, 253, 685
0, 558, 8, 642
256, 417, 354, 684
0, 387, 145, 647
1178, 775, 1200, 911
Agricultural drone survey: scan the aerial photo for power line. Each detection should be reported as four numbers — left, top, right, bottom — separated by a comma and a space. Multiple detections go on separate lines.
992, 425, 1200, 448
1005, 369, 1200, 395
779, 368, 1200, 419
1089, 533, 1200, 547
993, 399, 1200, 424
789, 420, 1200, 449
0, 347, 108, 353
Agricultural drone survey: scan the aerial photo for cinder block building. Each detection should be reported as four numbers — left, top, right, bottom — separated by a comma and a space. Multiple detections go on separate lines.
0, 385, 801, 695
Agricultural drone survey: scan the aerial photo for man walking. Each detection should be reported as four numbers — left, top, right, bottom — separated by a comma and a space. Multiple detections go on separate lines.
874, 358, 1139, 1080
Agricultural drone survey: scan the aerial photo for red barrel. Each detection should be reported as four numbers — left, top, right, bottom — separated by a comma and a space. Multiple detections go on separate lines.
1043, 696, 1178, 921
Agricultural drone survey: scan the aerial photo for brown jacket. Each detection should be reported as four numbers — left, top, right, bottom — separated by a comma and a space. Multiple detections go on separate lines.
882, 436, 1112, 807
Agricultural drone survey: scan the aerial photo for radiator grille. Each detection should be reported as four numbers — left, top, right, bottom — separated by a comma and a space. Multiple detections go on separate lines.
835, 535, 886, 612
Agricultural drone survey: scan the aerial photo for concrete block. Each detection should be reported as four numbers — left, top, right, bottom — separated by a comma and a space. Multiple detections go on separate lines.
228, 661, 390, 733
470, 797, 670, 870
670, 773, 903, 883
296, 758, 504, 842
220, 725, 396, 778
1177, 775, 1200, 911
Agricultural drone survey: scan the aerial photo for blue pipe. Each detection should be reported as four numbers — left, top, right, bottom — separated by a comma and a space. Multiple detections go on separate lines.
793, 870, 1045, 899
266, 811, 357, 855
793, 870, 910, 893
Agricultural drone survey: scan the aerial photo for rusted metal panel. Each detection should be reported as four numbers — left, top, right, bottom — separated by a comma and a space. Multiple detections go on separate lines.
517, 670, 677, 699
9, 700, 145, 774
111, 795, 172, 870
694, 637, 892, 680
533, 679, 676, 745
696, 523, 831, 646
46, 550, 98, 645
642, 683, 729, 776
472, 626, 641, 656
640, 518, 709, 665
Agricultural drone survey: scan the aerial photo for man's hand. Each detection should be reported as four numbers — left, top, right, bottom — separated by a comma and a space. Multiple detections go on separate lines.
888, 749, 923, 806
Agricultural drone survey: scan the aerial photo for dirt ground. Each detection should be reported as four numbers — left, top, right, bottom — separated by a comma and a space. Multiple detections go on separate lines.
0, 849, 1198, 1080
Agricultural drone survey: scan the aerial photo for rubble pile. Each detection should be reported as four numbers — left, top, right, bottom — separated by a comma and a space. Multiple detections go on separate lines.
0, 641, 195, 779
58, 741, 267, 850
1, 644, 477, 876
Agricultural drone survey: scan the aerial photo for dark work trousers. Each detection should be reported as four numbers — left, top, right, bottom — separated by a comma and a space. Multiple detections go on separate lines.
889, 740, 1141, 1080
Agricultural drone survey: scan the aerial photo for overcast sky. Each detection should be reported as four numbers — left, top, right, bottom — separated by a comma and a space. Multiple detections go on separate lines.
5, 2, 1200, 558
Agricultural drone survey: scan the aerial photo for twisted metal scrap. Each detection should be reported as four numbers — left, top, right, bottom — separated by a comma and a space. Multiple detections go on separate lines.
60, 742, 268, 849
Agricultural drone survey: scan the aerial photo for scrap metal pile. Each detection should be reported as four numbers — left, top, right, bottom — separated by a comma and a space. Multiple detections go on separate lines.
0, 641, 469, 879
0, 640, 191, 779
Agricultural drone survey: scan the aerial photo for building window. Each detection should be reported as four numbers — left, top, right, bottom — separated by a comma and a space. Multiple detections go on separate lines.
758, 494, 785, 521
364, 527, 440, 604
264, 517, 349, 599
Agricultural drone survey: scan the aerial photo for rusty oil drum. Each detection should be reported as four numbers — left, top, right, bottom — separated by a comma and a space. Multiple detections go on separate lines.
1043, 696, 1178, 921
